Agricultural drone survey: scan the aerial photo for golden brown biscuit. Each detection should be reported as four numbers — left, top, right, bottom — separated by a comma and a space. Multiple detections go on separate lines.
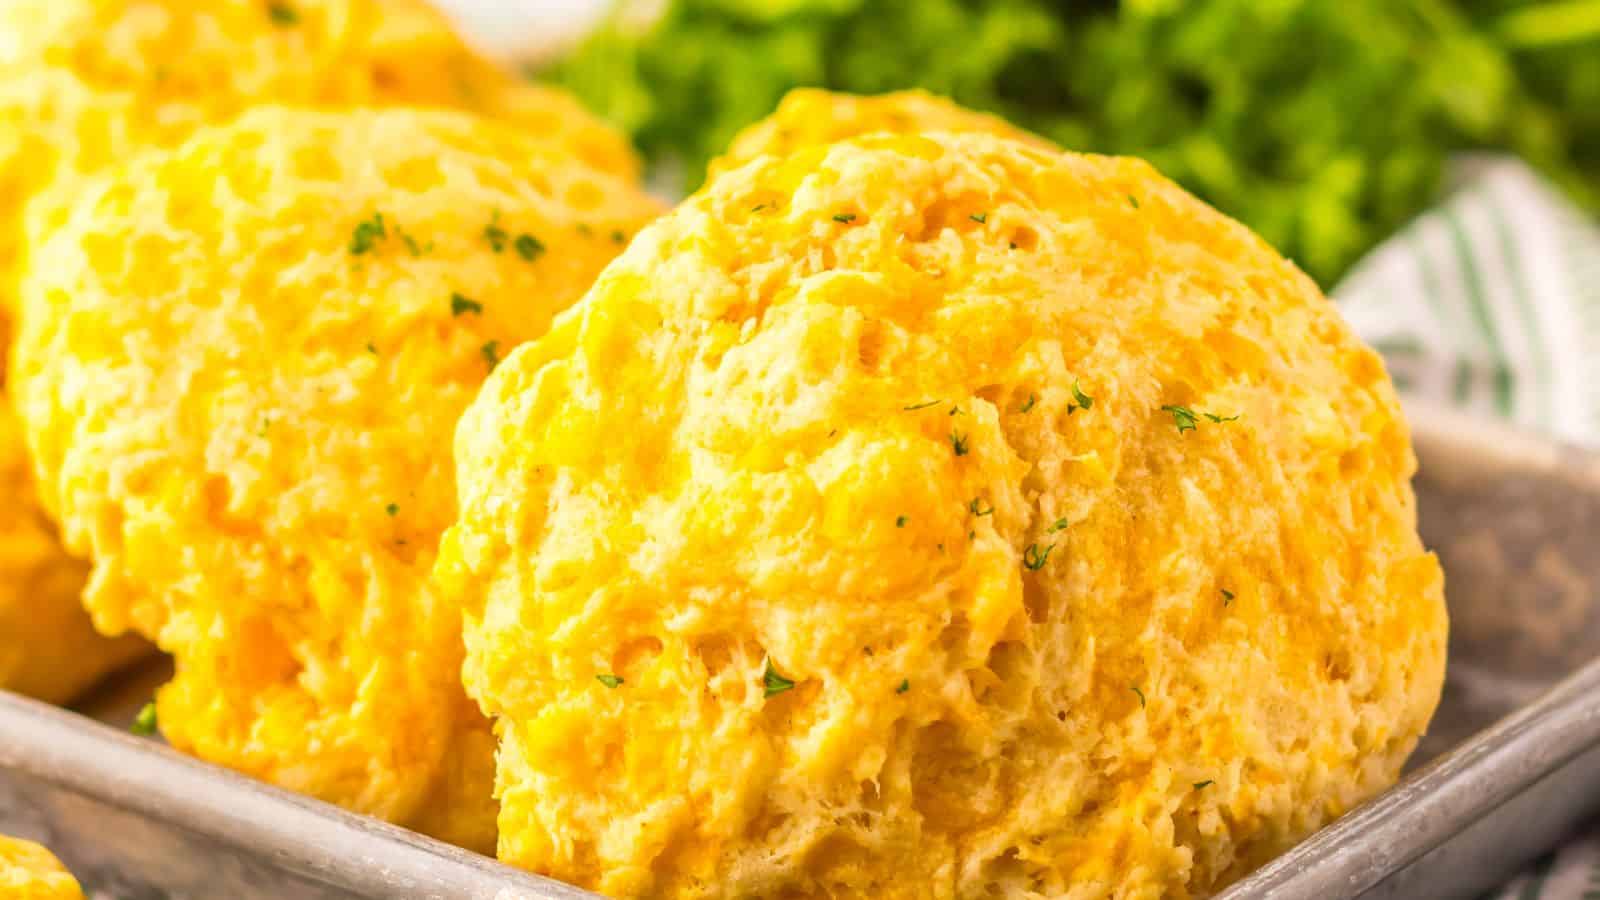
440, 130, 1447, 896
0, 835, 84, 900
11, 106, 663, 852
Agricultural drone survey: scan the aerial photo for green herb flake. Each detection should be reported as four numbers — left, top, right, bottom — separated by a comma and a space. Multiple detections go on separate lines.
950, 430, 970, 456
610, 229, 627, 245
832, 213, 857, 224
1048, 517, 1069, 533
1221, 588, 1235, 605
483, 212, 508, 252
450, 292, 483, 316
904, 399, 941, 411
896, 679, 910, 694
576, 223, 594, 237
131, 701, 158, 736
596, 673, 624, 688
1128, 194, 1140, 209
1204, 412, 1241, 423
1131, 686, 1146, 708
763, 660, 796, 698
1162, 404, 1199, 433
751, 203, 768, 213
1023, 542, 1054, 570
1194, 779, 1214, 790
970, 213, 988, 224
968, 497, 994, 517
267, 1, 299, 26
896, 515, 908, 528
385, 503, 399, 517
514, 233, 546, 262
481, 340, 501, 369
348, 212, 386, 255
1070, 380, 1095, 411
1019, 393, 1038, 413
366, 342, 378, 355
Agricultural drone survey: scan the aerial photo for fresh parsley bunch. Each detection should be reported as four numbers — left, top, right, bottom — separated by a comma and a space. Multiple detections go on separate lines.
547, 0, 1600, 285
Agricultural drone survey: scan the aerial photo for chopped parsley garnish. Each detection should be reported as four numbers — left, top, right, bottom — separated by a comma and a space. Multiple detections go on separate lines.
1019, 393, 1038, 413
896, 515, 908, 528
483, 213, 509, 252
385, 503, 399, 517
762, 660, 796, 698
1128, 194, 1140, 209
1048, 517, 1069, 533
970, 213, 988, 224
1131, 686, 1146, 707
596, 673, 624, 688
481, 340, 501, 369
610, 229, 627, 244
348, 212, 386, 255
450, 293, 483, 316
1194, 779, 1214, 789
950, 430, 970, 456
903, 399, 941, 411
1221, 588, 1235, 605
1070, 380, 1095, 412
267, 1, 299, 26
832, 213, 857, 223
948, 405, 963, 417
1162, 404, 1199, 433
968, 498, 994, 517
514, 233, 545, 262
1023, 542, 1054, 570
131, 701, 158, 736
365, 342, 378, 355
397, 229, 425, 257
751, 203, 768, 213
1204, 412, 1241, 423
896, 679, 910, 694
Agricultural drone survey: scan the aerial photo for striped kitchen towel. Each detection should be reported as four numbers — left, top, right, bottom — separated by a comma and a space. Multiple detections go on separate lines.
1336, 155, 1600, 446
1334, 156, 1600, 900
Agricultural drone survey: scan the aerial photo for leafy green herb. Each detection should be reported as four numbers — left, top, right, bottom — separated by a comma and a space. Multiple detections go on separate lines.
896, 679, 910, 694
1131, 686, 1146, 708
970, 213, 988, 223
483, 213, 508, 252
1162, 405, 1199, 433
1128, 194, 1140, 209
610, 229, 627, 244
763, 660, 796, 698
1204, 412, 1241, 423
751, 203, 768, 213
1018, 393, 1038, 413
515, 234, 546, 262
366, 342, 378, 355
385, 503, 399, 517
1194, 779, 1214, 790
896, 515, 908, 528
1221, 588, 1235, 605
1070, 380, 1094, 412
596, 673, 624, 688
968, 497, 994, 517
481, 340, 501, 369
1048, 517, 1069, 533
131, 701, 158, 736
267, 1, 299, 26
950, 430, 970, 456
451, 293, 483, 316
832, 213, 857, 223
1023, 542, 1054, 570
348, 212, 386, 255
903, 399, 941, 411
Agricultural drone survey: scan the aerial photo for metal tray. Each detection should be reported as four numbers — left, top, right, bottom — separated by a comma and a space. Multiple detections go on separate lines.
3, 404, 1598, 900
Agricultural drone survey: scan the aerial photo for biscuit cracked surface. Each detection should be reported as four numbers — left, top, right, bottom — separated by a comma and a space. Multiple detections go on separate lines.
11, 106, 662, 852
440, 129, 1447, 896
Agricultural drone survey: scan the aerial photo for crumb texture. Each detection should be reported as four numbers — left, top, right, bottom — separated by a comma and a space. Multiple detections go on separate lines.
442, 122, 1447, 897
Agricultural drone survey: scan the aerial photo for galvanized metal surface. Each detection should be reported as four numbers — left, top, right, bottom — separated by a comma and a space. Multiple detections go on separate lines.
2, 404, 1598, 899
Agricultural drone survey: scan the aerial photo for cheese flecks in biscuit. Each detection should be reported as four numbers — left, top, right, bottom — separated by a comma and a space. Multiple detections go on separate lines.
11, 106, 663, 853
0, 0, 640, 710
440, 130, 1447, 897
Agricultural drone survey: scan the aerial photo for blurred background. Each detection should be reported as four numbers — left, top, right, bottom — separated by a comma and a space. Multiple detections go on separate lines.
440, 0, 1599, 288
